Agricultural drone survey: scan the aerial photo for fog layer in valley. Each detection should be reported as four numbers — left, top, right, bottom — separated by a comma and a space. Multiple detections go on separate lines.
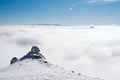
0, 25, 120, 80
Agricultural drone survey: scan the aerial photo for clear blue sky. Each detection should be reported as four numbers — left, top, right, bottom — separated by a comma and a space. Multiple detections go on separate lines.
0, 0, 120, 25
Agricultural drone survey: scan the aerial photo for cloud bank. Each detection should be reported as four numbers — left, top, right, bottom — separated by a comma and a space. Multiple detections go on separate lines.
0, 25, 120, 80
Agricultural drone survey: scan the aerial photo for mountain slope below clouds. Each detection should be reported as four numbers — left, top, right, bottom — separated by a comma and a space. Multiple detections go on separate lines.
0, 59, 102, 80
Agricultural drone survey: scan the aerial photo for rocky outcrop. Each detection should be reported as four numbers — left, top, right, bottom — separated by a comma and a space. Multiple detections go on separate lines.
10, 46, 47, 65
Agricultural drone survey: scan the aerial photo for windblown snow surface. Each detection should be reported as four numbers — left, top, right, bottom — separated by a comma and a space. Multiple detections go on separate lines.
0, 59, 102, 80
0, 25, 120, 80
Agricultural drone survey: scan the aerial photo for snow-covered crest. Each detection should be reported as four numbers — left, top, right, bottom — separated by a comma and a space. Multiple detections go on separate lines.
0, 46, 102, 80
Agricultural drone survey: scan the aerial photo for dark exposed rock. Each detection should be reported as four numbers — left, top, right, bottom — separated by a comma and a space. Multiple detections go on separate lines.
10, 46, 47, 65
31, 46, 40, 54
20, 46, 46, 61
10, 57, 18, 64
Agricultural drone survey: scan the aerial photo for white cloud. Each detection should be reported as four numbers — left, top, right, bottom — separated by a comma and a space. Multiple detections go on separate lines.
0, 25, 120, 80
69, 7, 73, 11
68, 2, 78, 11
88, 0, 118, 3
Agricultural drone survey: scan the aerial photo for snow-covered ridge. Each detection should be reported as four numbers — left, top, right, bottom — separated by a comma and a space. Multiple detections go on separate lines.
0, 59, 102, 80
0, 46, 103, 80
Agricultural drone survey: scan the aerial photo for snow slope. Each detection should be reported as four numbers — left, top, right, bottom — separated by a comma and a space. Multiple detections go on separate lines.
0, 58, 102, 80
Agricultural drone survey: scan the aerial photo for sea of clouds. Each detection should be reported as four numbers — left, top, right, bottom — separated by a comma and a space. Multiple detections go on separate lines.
0, 25, 120, 80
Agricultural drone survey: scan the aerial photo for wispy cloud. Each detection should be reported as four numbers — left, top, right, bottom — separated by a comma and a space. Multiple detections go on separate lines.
68, 0, 118, 11
88, 0, 119, 3
68, 2, 78, 11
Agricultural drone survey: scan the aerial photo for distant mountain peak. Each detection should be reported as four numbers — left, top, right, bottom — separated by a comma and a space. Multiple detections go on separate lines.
33, 24, 64, 26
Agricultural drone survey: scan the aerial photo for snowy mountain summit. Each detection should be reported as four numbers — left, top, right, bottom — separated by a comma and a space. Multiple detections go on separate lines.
0, 46, 103, 80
